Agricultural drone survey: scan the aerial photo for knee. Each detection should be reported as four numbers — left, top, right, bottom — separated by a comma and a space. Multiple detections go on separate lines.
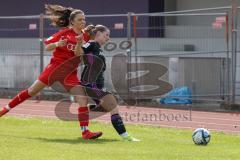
27, 87, 37, 96
75, 96, 88, 106
101, 95, 118, 113
103, 100, 117, 109
110, 107, 119, 115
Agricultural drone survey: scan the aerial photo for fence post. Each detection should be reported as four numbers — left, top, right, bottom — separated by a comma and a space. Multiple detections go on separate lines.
231, 0, 238, 104
127, 12, 132, 104
225, 11, 231, 105
133, 15, 139, 105
39, 14, 44, 73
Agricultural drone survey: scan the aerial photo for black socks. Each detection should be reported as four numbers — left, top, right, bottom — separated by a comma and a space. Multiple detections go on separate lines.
111, 114, 127, 135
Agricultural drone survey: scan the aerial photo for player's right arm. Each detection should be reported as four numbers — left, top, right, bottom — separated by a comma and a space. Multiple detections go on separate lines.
45, 38, 68, 51
44, 30, 68, 52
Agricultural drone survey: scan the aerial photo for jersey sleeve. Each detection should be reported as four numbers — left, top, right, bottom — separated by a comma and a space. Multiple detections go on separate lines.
44, 32, 62, 45
44, 29, 69, 45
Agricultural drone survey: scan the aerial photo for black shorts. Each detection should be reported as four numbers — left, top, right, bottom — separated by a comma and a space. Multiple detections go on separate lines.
82, 83, 111, 101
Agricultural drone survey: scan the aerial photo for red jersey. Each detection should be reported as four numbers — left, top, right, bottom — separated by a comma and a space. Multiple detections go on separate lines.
39, 28, 89, 88
44, 28, 89, 63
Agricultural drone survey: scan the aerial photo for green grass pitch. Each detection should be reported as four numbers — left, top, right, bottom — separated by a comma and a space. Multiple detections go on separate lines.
0, 116, 239, 160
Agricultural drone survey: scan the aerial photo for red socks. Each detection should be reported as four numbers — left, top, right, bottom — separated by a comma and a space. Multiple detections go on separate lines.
0, 89, 31, 117
78, 106, 89, 132
0, 107, 9, 117
9, 90, 31, 108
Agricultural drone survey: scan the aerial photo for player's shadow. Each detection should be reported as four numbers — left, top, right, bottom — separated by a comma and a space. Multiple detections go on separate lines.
31, 137, 119, 144
0, 133, 118, 144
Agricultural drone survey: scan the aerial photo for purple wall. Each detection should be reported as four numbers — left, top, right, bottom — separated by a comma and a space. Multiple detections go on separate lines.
0, 0, 164, 37
0, 0, 149, 16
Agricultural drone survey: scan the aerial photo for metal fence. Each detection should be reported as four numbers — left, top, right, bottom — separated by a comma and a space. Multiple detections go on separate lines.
0, 5, 239, 108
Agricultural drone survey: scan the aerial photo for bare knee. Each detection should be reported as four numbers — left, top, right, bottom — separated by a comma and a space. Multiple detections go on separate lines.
69, 86, 86, 97
110, 107, 119, 115
75, 96, 88, 106
28, 80, 46, 96
27, 87, 33, 96
101, 94, 118, 113
28, 86, 39, 96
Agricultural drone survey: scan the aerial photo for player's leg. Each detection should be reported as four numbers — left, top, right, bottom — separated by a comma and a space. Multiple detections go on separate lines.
0, 80, 47, 117
88, 83, 103, 110
100, 94, 140, 141
67, 80, 102, 139
88, 99, 101, 110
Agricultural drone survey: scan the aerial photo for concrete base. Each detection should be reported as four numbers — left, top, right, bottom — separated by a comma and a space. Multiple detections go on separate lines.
220, 103, 240, 111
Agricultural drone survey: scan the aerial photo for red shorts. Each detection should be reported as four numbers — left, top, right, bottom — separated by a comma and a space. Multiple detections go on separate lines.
38, 57, 81, 92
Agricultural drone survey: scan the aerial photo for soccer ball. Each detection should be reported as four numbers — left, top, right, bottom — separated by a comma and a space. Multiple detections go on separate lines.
192, 128, 211, 145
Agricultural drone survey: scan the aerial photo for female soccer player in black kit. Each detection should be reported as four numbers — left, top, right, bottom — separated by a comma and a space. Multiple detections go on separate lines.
79, 25, 140, 141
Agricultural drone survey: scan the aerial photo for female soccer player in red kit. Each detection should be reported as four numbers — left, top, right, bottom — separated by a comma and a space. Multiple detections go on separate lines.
0, 5, 102, 140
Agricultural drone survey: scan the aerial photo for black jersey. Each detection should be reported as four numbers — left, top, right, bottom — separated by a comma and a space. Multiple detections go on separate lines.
81, 41, 106, 89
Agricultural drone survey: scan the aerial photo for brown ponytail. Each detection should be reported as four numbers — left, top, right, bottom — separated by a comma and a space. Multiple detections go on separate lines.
45, 4, 84, 28
84, 24, 109, 40
83, 24, 95, 39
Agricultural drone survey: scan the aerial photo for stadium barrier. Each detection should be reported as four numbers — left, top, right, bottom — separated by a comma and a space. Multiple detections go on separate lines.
0, 6, 239, 110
